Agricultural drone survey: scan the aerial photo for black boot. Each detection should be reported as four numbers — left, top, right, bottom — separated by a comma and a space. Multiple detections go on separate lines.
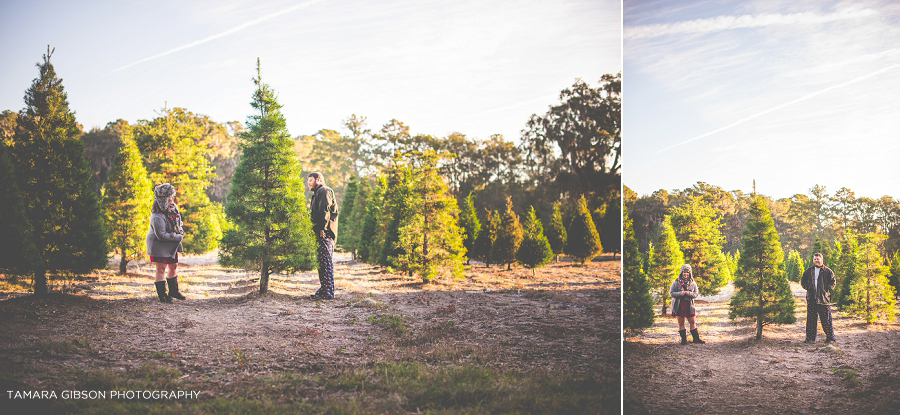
679, 329, 687, 345
155, 281, 171, 303
167, 277, 185, 300
691, 328, 705, 344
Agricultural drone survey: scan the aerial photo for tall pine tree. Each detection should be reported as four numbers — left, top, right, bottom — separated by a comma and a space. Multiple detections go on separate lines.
12, 47, 107, 295
729, 196, 796, 340
600, 197, 621, 258
0, 143, 38, 278
337, 175, 358, 251
472, 209, 499, 267
517, 206, 554, 276
133, 108, 220, 253
623, 209, 655, 329
357, 176, 386, 263
493, 196, 524, 270
844, 233, 896, 323
648, 215, 684, 315
834, 232, 860, 308
378, 157, 415, 267
219, 60, 316, 294
890, 250, 900, 301
344, 178, 369, 259
102, 130, 153, 275
670, 196, 728, 295
458, 191, 481, 265
565, 194, 602, 264
544, 201, 567, 262
395, 151, 466, 281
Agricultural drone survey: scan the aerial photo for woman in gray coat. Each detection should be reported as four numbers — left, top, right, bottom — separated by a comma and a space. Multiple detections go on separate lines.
670, 264, 704, 344
146, 183, 186, 303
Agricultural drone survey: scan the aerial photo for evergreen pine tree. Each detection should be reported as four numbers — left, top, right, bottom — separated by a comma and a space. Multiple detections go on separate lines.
644, 241, 654, 276
337, 175, 358, 251
623, 208, 655, 329
669, 196, 728, 295
729, 196, 796, 340
492, 196, 524, 270
344, 178, 369, 259
517, 206, 554, 276
648, 215, 684, 315
544, 201, 567, 262
219, 60, 316, 294
377, 157, 415, 267
395, 151, 466, 281
133, 108, 220, 253
0, 143, 39, 277
102, 130, 153, 275
12, 47, 107, 294
835, 232, 860, 308
458, 191, 481, 265
357, 176, 386, 263
844, 233, 896, 323
889, 250, 900, 300
472, 209, 499, 267
600, 197, 621, 258
565, 194, 603, 264
783, 250, 804, 282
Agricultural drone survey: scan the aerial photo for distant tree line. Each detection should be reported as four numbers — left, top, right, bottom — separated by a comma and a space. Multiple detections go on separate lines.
623, 181, 897, 333
0, 48, 620, 293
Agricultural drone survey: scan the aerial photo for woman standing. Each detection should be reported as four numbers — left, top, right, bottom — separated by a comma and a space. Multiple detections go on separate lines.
146, 183, 186, 303
670, 264, 704, 344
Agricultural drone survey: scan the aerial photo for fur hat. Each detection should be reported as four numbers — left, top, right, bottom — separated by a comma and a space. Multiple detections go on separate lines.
153, 183, 175, 212
680, 264, 693, 278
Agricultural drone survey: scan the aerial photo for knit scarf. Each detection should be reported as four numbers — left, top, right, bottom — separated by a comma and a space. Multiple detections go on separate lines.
167, 205, 183, 235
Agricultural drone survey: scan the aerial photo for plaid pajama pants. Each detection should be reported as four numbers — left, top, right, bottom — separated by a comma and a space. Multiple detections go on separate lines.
316, 235, 335, 298
805, 303, 835, 342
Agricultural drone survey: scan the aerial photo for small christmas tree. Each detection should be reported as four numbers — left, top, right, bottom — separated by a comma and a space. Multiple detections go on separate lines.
458, 191, 481, 265
544, 201, 567, 262
473, 209, 499, 267
517, 206, 554, 276
783, 250, 804, 282
623, 209, 655, 329
565, 195, 602, 264
344, 178, 370, 259
600, 198, 621, 257
647, 215, 684, 315
844, 233, 896, 323
219, 60, 316, 294
357, 176, 386, 263
337, 175, 358, 251
492, 196, 524, 270
728, 196, 796, 340
102, 131, 153, 275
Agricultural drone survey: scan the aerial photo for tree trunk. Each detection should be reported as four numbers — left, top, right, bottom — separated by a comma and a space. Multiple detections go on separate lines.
34, 268, 47, 296
259, 262, 269, 294
661, 296, 669, 316
119, 244, 128, 275
756, 269, 764, 340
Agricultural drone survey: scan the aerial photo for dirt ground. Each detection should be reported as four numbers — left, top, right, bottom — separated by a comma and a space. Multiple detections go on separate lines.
0, 252, 618, 413
624, 281, 900, 415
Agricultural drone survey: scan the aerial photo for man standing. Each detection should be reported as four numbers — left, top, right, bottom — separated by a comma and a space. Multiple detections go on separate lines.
800, 253, 837, 344
307, 172, 338, 299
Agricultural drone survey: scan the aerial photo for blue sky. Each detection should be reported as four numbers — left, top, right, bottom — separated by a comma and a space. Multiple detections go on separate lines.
624, 0, 900, 200
1, 0, 620, 144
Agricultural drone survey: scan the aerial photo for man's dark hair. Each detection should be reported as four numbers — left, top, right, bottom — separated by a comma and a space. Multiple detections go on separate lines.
308, 172, 323, 180
813, 252, 823, 258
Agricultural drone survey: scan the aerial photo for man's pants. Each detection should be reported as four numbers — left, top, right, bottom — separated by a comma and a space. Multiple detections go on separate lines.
806, 302, 835, 341
316, 235, 335, 298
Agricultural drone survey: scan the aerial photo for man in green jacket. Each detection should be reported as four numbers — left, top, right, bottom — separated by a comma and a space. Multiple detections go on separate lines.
307, 172, 338, 299
800, 252, 837, 344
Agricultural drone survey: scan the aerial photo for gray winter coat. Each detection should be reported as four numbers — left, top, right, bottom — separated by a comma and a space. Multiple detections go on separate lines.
146, 213, 184, 258
670, 278, 699, 316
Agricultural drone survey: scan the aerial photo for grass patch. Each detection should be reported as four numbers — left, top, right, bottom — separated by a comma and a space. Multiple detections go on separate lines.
35, 336, 93, 357
2, 361, 614, 414
367, 314, 406, 336
832, 365, 860, 387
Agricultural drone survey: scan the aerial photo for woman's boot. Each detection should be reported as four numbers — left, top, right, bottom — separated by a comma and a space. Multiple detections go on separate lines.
167, 276, 185, 300
155, 281, 171, 303
691, 328, 705, 344
679, 329, 687, 345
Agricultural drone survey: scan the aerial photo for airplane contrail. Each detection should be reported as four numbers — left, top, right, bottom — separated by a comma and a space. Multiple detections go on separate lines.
653, 61, 900, 155
109, 0, 325, 74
